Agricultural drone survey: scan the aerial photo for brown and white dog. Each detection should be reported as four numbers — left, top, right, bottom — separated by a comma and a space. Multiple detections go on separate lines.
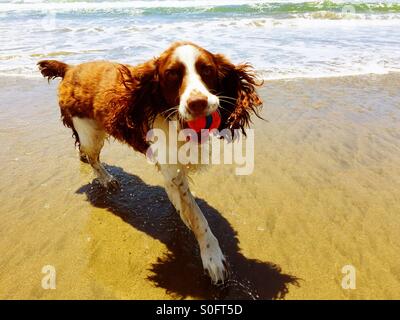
38, 41, 262, 284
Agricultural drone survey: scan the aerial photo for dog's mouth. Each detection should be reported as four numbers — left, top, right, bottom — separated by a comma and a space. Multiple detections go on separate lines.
183, 109, 222, 133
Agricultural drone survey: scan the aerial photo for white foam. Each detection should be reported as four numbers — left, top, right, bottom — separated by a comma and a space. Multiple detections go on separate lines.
2, 1, 400, 81
3, 0, 399, 13
0, 72, 42, 79
260, 68, 400, 81
0, 1, 274, 12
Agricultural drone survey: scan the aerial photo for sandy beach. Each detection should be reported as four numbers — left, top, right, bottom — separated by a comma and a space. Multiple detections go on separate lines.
0, 73, 399, 299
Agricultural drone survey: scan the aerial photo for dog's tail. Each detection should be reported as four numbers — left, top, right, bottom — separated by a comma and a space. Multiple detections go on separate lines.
37, 60, 70, 81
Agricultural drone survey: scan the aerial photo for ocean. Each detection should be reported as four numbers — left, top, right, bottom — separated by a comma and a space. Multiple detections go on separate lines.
1, 0, 400, 79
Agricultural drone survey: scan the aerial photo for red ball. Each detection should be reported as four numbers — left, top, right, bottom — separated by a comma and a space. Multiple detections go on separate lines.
186, 110, 221, 133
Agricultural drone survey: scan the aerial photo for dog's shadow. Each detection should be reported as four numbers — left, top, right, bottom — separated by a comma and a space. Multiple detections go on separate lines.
76, 165, 299, 300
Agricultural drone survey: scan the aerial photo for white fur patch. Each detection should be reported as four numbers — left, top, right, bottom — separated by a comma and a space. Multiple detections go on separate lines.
72, 117, 117, 188
173, 45, 219, 119
72, 117, 105, 151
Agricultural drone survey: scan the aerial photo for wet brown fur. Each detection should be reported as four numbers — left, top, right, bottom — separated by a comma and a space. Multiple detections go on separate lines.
37, 42, 263, 154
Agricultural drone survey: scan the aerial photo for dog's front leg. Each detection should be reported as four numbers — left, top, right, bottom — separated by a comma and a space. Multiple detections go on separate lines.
159, 164, 227, 283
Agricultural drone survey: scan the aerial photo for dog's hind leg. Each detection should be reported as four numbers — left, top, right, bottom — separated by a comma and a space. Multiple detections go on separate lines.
69, 127, 89, 163
72, 117, 119, 190
159, 163, 227, 284
60, 110, 88, 163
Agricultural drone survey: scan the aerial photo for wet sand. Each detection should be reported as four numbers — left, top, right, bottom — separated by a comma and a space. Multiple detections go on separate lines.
0, 73, 399, 299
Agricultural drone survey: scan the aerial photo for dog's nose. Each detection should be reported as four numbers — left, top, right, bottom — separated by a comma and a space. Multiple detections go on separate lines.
187, 93, 208, 117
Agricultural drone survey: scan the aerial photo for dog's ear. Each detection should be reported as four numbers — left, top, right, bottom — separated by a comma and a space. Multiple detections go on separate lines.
108, 60, 162, 153
213, 54, 263, 135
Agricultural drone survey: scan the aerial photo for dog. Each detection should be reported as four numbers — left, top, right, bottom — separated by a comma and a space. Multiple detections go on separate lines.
38, 41, 262, 284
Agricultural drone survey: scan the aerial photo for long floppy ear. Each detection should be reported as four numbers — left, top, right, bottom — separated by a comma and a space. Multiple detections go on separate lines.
108, 59, 162, 154
214, 54, 263, 135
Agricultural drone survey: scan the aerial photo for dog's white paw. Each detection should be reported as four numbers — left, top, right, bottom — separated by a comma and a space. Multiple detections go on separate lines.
200, 235, 228, 284
97, 176, 120, 192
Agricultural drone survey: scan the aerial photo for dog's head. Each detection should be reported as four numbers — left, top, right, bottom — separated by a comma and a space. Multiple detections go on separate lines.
115, 42, 263, 152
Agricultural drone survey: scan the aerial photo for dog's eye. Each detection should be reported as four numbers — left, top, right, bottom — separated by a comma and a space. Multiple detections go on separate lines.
165, 69, 180, 81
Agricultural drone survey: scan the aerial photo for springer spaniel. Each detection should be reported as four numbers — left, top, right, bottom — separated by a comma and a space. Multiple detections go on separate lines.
38, 42, 262, 284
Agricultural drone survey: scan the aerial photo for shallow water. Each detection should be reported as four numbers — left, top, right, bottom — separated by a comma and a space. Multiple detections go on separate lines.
0, 73, 399, 299
1, 0, 400, 79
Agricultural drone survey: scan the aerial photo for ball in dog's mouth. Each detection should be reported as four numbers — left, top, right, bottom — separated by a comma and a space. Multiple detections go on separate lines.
186, 109, 221, 133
